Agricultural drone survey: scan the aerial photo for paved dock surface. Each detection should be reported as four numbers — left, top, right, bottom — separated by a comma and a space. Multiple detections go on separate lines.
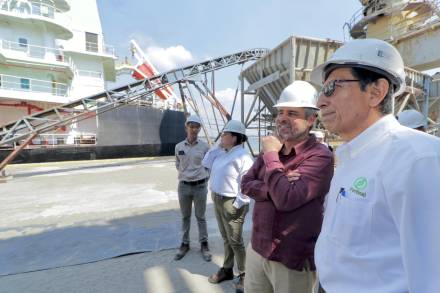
0, 157, 252, 293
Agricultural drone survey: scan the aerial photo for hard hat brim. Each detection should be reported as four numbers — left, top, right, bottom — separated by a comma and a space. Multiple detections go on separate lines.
310, 63, 326, 87
311, 61, 405, 97
273, 102, 319, 110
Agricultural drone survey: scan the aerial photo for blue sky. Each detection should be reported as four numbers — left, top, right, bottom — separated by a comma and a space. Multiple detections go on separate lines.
96, 0, 361, 120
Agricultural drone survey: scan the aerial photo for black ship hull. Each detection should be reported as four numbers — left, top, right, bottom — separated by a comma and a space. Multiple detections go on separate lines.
0, 105, 186, 164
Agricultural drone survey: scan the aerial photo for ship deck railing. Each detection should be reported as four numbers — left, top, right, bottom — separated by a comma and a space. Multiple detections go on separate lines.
75, 70, 103, 79
85, 41, 116, 57
0, 1, 71, 26
0, 133, 98, 150
0, 39, 73, 67
0, 73, 69, 97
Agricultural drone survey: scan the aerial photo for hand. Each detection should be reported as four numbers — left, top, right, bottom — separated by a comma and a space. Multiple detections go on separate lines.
286, 169, 301, 182
262, 135, 283, 153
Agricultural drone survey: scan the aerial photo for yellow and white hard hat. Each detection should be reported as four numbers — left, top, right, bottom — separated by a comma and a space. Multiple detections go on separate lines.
274, 80, 319, 110
311, 38, 406, 97
397, 109, 425, 129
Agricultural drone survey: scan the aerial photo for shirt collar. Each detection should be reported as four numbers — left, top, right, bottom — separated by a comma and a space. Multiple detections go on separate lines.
336, 114, 399, 160
281, 135, 317, 156
185, 138, 199, 145
227, 144, 244, 153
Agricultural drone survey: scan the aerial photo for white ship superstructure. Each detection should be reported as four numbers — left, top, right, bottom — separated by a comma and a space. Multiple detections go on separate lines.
0, 0, 116, 126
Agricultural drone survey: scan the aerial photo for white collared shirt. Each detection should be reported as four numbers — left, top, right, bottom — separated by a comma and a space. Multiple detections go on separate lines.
202, 144, 254, 208
315, 115, 440, 293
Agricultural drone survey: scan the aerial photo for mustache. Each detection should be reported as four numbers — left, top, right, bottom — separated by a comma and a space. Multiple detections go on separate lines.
277, 124, 291, 129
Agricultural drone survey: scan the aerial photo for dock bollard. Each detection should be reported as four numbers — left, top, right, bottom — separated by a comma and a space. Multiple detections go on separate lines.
0, 169, 12, 183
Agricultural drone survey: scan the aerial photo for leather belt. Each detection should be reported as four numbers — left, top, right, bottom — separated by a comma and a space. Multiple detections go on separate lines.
181, 178, 208, 186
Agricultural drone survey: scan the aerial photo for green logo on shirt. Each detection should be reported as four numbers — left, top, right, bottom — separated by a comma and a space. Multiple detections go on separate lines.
353, 177, 367, 190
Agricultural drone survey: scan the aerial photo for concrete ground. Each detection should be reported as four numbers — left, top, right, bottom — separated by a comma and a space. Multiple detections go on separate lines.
0, 235, 248, 293
0, 157, 252, 293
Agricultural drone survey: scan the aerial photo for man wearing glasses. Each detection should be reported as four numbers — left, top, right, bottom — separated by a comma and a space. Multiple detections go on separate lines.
241, 80, 334, 292
311, 39, 440, 292
174, 114, 211, 261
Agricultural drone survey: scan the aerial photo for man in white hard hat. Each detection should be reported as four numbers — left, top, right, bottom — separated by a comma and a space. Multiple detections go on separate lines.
397, 109, 426, 131
241, 80, 334, 293
311, 38, 440, 293
310, 130, 333, 152
311, 130, 325, 143
174, 114, 211, 261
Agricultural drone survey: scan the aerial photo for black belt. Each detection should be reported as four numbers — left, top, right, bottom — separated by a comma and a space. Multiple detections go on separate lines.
181, 178, 208, 186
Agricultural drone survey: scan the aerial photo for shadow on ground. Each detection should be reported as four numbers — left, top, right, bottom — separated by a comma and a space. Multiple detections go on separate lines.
0, 202, 251, 293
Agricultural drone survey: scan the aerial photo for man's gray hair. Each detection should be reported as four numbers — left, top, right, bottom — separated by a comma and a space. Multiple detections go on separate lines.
305, 108, 318, 119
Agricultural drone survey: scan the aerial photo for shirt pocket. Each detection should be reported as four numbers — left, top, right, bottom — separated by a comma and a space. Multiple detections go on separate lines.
328, 195, 373, 256
193, 150, 205, 166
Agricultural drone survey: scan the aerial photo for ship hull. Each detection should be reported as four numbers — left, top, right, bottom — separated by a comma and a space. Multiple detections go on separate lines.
0, 105, 186, 164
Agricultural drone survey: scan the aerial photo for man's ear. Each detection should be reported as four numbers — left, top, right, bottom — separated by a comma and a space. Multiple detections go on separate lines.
368, 78, 390, 108
307, 112, 317, 128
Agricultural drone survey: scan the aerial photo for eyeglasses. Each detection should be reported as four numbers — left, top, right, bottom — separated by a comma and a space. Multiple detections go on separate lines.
320, 79, 360, 97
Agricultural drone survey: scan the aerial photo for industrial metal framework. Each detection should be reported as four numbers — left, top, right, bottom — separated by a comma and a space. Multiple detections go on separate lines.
0, 49, 268, 172
0, 49, 267, 146
3, 4, 440, 169
238, 35, 440, 155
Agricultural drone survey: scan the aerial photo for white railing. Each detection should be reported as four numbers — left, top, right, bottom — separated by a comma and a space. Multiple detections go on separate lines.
0, 74, 69, 96
0, 0, 71, 26
0, 39, 73, 66
85, 41, 116, 56
103, 44, 115, 56
1, 132, 97, 149
30, 133, 97, 146
405, 66, 427, 89
76, 70, 103, 79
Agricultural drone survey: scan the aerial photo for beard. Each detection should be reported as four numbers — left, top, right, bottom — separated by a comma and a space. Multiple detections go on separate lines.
277, 124, 307, 141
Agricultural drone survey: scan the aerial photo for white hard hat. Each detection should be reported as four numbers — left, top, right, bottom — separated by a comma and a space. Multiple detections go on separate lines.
310, 130, 325, 138
274, 80, 319, 110
311, 38, 406, 97
186, 114, 202, 125
223, 120, 246, 136
397, 109, 425, 129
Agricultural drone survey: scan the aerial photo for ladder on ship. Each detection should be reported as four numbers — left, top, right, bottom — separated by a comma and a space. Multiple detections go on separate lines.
0, 48, 268, 174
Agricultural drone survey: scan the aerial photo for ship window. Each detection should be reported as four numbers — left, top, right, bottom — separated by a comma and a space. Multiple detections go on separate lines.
31, 2, 41, 15
20, 78, 30, 90
85, 32, 98, 53
18, 38, 28, 48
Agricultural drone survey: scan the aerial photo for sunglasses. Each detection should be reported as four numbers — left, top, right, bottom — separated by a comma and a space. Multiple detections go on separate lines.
320, 79, 360, 97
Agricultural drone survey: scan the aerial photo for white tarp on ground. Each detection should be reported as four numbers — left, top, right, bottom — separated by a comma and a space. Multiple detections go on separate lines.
0, 159, 192, 276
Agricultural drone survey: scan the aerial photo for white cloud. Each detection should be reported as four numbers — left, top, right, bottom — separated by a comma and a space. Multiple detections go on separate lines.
215, 88, 237, 107
215, 88, 255, 120
145, 45, 194, 72
128, 33, 155, 48
127, 33, 195, 73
